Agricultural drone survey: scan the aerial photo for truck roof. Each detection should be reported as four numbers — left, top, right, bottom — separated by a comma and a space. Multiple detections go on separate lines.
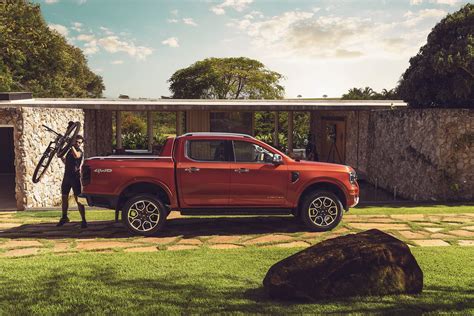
179, 132, 254, 139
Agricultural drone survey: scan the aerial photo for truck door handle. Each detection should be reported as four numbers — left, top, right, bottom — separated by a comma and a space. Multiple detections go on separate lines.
185, 167, 200, 173
234, 168, 249, 173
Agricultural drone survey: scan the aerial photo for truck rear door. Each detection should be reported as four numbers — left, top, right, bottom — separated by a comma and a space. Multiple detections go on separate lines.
176, 138, 231, 207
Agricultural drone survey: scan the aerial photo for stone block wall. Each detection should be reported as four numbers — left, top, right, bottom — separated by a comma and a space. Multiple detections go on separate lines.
364, 109, 473, 201
19, 107, 84, 209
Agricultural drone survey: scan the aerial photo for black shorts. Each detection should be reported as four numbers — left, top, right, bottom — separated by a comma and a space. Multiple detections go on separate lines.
61, 176, 82, 196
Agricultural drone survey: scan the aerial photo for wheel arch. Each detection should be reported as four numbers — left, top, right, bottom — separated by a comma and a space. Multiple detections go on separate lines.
117, 181, 171, 212
296, 180, 348, 216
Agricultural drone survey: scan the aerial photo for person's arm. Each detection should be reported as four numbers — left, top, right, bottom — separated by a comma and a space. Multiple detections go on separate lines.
70, 146, 83, 159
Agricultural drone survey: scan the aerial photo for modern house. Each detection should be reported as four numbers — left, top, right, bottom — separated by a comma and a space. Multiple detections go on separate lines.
0, 92, 472, 210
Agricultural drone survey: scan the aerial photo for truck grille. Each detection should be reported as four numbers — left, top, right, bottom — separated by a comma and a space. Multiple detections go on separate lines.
81, 164, 91, 185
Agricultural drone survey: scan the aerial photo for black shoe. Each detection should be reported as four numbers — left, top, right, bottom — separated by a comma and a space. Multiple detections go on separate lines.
81, 221, 88, 229
56, 217, 70, 227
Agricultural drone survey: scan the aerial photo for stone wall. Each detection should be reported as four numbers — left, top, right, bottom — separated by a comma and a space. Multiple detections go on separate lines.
83, 109, 113, 157
0, 108, 23, 210
364, 109, 473, 201
20, 107, 84, 209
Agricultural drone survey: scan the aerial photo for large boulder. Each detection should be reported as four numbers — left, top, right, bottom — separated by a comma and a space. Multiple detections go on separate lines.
263, 229, 423, 300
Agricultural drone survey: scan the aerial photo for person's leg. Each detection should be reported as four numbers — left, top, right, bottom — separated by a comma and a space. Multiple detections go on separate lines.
72, 177, 87, 228
57, 178, 71, 226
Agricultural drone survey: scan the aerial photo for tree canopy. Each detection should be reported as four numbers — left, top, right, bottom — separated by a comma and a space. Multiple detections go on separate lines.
398, 4, 473, 108
0, 1, 104, 97
341, 87, 398, 100
168, 57, 284, 99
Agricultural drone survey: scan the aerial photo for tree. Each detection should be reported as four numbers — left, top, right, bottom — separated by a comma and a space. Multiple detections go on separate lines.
341, 87, 399, 100
168, 57, 284, 99
0, 1, 104, 97
398, 4, 474, 108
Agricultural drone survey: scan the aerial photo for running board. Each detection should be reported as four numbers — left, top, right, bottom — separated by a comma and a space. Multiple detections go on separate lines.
179, 208, 294, 216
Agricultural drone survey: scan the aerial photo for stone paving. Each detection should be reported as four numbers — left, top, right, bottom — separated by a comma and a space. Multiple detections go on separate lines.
0, 211, 473, 257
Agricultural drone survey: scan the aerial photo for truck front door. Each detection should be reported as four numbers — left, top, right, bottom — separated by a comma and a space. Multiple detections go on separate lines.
176, 139, 231, 207
229, 140, 288, 207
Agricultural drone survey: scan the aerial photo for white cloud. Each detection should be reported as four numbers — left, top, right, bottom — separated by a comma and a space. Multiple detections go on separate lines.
94, 68, 103, 73
111, 60, 124, 65
167, 19, 179, 23
162, 37, 179, 48
243, 10, 264, 19
83, 40, 99, 55
183, 18, 198, 26
228, 8, 446, 60
48, 23, 69, 36
435, 0, 458, 5
211, 7, 226, 15
45, 0, 59, 4
402, 9, 446, 27
98, 36, 153, 59
171, 9, 179, 16
74, 27, 153, 59
76, 34, 95, 41
78, 0, 87, 4
71, 22, 83, 32
410, 0, 459, 5
211, 0, 253, 15
100, 26, 114, 35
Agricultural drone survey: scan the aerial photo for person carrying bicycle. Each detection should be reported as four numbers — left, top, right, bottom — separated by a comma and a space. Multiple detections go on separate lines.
57, 132, 87, 228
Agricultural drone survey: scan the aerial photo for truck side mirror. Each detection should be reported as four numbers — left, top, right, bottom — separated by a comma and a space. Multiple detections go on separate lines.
272, 154, 283, 165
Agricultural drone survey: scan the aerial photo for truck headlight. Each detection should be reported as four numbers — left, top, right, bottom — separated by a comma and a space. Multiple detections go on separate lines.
349, 171, 357, 184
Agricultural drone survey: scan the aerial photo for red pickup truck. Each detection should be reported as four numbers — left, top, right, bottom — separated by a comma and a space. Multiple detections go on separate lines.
79, 133, 359, 236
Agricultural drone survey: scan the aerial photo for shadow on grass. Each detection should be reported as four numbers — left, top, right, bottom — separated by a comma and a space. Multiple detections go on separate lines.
1, 261, 472, 314
0, 216, 308, 240
244, 285, 474, 314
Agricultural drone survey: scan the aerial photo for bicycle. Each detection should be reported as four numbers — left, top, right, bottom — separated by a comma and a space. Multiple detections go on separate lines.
32, 121, 81, 183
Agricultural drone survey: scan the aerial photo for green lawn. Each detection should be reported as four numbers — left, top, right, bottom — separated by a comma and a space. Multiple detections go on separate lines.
11, 204, 474, 224
0, 247, 472, 314
352, 204, 474, 215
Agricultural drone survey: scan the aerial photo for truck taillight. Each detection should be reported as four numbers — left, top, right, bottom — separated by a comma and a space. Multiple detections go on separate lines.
81, 165, 91, 185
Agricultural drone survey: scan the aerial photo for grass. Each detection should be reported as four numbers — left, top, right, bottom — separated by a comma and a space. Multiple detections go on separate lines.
0, 247, 472, 314
11, 204, 474, 223
352, 204, 474, 215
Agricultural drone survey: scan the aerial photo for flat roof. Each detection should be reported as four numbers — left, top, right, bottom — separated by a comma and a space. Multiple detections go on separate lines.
0, 98, 407, 111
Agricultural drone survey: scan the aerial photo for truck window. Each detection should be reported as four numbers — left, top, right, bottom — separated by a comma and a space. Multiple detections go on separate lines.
187, 140, 227, 162
233, 141, 274, 163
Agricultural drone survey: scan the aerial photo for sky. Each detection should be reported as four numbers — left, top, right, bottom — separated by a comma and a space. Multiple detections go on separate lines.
37, 0, 468, 99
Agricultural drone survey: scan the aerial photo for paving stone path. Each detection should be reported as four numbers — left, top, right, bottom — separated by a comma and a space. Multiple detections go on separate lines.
0, 212, 473, 257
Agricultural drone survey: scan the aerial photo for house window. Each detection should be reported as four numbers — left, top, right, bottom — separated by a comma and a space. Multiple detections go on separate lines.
210, 112, 252, 135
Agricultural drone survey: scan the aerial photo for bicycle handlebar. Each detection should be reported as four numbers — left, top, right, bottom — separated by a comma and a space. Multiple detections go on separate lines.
42, 124, 62, 137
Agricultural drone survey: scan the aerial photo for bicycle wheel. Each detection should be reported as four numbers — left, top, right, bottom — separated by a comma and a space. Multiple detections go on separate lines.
57, 121, 81, 158
32, 143, 57, 183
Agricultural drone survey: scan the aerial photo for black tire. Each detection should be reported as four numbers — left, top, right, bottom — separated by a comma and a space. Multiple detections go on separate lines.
122, 194, 167, 236
57, 121, 81, 158
300, 191, 343, 232
32, 143, 57, 183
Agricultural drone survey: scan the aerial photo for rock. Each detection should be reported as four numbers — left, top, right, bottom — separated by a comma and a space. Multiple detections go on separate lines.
263, 229, 423, 301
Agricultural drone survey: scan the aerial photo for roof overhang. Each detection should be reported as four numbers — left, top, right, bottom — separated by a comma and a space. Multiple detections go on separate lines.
0, 98, 407, 111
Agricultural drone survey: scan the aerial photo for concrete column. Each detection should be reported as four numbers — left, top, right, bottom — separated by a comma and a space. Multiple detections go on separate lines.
273, 111, 279, 147
288, 111, 294, 153
147, 111, 153, 152
116, 111, 122, 149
